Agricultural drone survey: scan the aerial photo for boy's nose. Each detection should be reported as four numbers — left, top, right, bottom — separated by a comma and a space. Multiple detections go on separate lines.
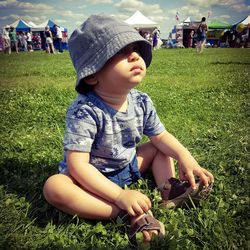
128, 51, 139, 62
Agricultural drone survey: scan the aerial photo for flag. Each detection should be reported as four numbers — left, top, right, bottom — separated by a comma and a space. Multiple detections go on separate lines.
176, 12, 180, 21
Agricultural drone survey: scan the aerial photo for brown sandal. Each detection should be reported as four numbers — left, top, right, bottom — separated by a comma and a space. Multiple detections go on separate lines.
116, 210, 165, 242
159, 177, 213, 209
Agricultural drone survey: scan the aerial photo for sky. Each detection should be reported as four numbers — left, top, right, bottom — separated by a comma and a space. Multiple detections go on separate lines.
0, 0, 250, 38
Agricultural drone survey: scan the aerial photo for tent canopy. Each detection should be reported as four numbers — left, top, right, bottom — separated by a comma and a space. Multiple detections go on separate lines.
208, 20, 232, 29
239, 14, 250, 25
125, 11, 158, 28
7, 19, 67, 32
9, 19, 32, 31
232, 15, 250, 28
183, 17, 194, 23
31, 19, 67, 32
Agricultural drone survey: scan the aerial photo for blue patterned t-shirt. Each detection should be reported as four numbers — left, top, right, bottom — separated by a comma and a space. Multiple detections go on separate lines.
59, 89, 165, 173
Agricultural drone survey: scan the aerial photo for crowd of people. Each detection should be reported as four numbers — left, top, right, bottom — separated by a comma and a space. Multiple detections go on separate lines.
1, 24, 67, 54
186, 26, 249, 50
139, 28, 163, 50
170, 16, 250, 51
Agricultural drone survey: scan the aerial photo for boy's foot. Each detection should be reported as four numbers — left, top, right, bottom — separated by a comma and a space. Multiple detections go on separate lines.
130, 210, 165, 242
159, 177, 213, 209
116, 210, 165, 243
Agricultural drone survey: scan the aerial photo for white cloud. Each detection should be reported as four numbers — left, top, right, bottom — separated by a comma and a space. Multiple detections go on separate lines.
78, 5, 87, 9
0, 13, 47, 24
0, 0, 53, 12
230, 3, 250, 12
115, 0, 163, 15
86, 0, 113, 4
0, 16, 9, 20
59, 10, 84, 19
0, 0, 18, 8
111, 13, 130, 20
167, 5, 202, 21
186, 0, 250, 12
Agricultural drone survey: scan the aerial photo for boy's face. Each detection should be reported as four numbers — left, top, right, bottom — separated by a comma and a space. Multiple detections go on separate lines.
94, 42, 147, 94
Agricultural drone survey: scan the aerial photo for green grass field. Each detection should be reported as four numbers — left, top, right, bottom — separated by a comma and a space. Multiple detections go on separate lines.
0, 48, 249, 249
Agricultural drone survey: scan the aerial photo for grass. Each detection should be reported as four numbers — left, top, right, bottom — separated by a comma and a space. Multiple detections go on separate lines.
0, 48, 249, 249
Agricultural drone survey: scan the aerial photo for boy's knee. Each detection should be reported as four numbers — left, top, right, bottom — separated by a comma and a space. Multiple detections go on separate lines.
43, 174, 64, 205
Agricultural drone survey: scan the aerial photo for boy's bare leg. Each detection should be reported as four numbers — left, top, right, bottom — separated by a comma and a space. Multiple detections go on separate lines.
137, 141, 175, 187
44, 174, 120, 219
43, 173, 156, 241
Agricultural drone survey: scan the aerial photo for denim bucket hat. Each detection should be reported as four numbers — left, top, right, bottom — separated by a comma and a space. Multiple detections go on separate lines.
68, 14, 152, 94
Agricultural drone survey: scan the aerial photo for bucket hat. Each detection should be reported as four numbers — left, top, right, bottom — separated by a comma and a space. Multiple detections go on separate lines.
68, 14, 152, 94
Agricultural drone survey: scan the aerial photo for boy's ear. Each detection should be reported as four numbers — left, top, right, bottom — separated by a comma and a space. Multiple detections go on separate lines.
84, 74, 98, 85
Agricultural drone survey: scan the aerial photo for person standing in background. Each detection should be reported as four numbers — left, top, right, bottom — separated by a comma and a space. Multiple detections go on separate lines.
188, 30, 194, 48
196, 17, 208, 53
26, 31, 33, 52
54, 24, 63, 53
9, 26, 19, 53
44, 26, 55, 53
152, 28, 160, 50
2, 25, 11, 54
20, 32, 27, 51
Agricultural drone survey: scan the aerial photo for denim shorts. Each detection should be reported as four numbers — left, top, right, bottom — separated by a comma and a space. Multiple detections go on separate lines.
102, 155, 142, 188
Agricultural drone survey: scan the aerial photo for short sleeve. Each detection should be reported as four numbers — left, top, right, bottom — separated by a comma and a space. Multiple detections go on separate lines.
63, 104, 97, 152
142, 94, 165, 136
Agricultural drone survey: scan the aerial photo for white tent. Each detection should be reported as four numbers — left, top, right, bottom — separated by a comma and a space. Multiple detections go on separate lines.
30, 21, 48, 32
183, 17, 192, 23
28, 21, 37, 28
30, 19, 67, 32
125, 11, 158, 29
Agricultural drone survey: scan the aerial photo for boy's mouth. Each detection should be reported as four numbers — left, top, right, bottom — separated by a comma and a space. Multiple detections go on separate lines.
130, 64, 143, 72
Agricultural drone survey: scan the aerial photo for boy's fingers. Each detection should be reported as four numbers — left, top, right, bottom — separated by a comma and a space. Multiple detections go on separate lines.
133, 203, 144, 215
138, 200, 149, 213
186, 172, 196, 189
196, 170, 210, 187
145, 198, 151, 209
128, 207, 136, 217
141, 195, 151, 210
179, 171, 186, 181
203, 169, 214, 183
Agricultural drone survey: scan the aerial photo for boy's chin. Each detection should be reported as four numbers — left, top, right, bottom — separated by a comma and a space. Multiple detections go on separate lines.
130, 75, 145, 84
128, 79, 143, 87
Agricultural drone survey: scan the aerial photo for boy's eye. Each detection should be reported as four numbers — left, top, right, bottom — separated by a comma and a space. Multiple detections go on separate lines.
132, 44, 140, 53
117, 44, 140, 55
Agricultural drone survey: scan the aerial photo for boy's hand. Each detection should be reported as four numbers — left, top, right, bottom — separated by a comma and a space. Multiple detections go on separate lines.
115, 190, 151, 216
178, 153, 214, 189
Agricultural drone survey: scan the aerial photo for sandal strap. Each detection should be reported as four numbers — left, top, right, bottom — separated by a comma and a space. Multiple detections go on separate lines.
116, 210, 130, 225
129, 211, 164, 239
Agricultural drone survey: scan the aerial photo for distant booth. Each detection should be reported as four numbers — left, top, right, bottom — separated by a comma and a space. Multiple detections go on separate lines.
7, 19, 68, 51
172, 17, 233, 48
30, 19, 68, 51
231, 15, 250, 48
206, 20, 232, 47
173, 17, 201, 48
